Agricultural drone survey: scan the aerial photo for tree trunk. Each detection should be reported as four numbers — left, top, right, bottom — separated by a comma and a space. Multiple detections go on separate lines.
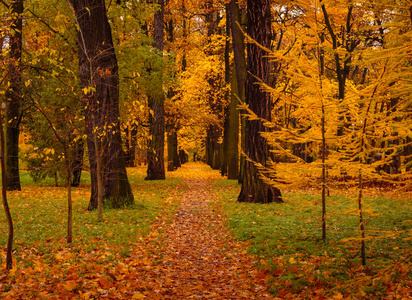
5, 0, 23, 191
71, 140, 84, 187
146, 0, 166, 180
64, 145, 73, 243
227, 64, 240, 179
228, 0, 246, 180
238, 0, 282, 204
167, 129, 174, 171
67, 0, 134, 210
221, 4, 231, 176
0, 106, 14, 270
167, 129, 180, 171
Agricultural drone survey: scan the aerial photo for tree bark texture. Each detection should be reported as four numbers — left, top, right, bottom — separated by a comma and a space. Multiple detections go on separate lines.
221, 5, 231, 176
228, 0, 246, 180
1, 108, 14, 270
228, 0, 246, 183
5, 0, 23, 191
227, 64, 240, 179
146, 0, 166, 180
238, 0, 282, 203
67, 0, 134, 209
167, 129, 180, 171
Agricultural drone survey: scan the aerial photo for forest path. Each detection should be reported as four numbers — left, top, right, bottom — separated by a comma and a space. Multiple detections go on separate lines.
135, 162, 273, 299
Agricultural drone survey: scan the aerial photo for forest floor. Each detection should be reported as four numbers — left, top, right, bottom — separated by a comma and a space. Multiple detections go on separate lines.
0, 163, 273, 299
0, 162, 411, 299
125, 164, 273, 299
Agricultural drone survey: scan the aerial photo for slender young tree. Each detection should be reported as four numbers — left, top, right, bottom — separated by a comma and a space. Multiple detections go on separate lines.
0, 103, 14, 269
66, 0, 134, 209
146, 0, 166, 180
4, 0, 23, 191
238, 0, 282, 203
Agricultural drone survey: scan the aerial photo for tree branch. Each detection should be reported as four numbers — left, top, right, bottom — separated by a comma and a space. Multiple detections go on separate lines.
0, 0, 9, 9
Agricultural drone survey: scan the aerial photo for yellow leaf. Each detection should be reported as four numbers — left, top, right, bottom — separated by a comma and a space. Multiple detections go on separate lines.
132, 292, 145, 299
289, 257, 296, 264
333, 292, 343, 299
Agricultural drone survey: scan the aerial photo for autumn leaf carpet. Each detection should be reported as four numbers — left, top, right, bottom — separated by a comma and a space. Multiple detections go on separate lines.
0, 163, 273, 299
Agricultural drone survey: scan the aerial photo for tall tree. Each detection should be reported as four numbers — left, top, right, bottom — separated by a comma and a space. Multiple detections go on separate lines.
238, 0, 282, 203
66, 0, 134, 209
227, 0, 246, 180
5, 0, 23, 191
204, 0, 223, 170
146, 0, 166, 180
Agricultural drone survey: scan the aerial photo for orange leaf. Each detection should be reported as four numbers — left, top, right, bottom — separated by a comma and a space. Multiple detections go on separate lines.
98, 277, 112, 289
63, 280, 77, 291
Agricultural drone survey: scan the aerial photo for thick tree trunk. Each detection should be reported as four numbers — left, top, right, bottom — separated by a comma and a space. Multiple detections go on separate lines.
5, 0, 23, 191
67, 0, 134, 210
238, 0, 282, 204
146, 0, 166, 180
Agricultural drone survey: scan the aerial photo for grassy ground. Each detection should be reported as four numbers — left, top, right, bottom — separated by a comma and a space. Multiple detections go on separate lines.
0, 167, 182, 269
214, 179, 412, 299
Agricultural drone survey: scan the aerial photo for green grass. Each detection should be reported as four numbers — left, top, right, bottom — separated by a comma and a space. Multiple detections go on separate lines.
214, 179, 412, 298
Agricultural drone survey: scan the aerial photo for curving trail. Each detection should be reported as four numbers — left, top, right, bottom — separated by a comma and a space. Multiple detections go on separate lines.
133, 163, 273, 299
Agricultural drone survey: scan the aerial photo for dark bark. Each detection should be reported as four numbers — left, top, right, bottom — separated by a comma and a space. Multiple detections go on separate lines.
204, 0, 222, 171
238, 0, 282, 204
166, 128, 178, 171
167, 128, 180, 171
321, 4, 357, 137
227, 64, 240, 180
165, 15, 181, 172
228, 0, 246, 180
5, 0, 23, 191
146, 0, 166, 180
0, 107, 14, 270
179, 149, 188, 164
220, 5, 231, 176
67, 0, 134, 210
228, 0, 246, 183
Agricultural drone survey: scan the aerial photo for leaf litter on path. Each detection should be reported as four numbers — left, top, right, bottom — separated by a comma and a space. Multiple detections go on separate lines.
134, 164, 273, 299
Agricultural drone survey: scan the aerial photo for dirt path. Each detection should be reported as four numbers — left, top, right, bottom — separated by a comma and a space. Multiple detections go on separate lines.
135, 163, 273, 299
